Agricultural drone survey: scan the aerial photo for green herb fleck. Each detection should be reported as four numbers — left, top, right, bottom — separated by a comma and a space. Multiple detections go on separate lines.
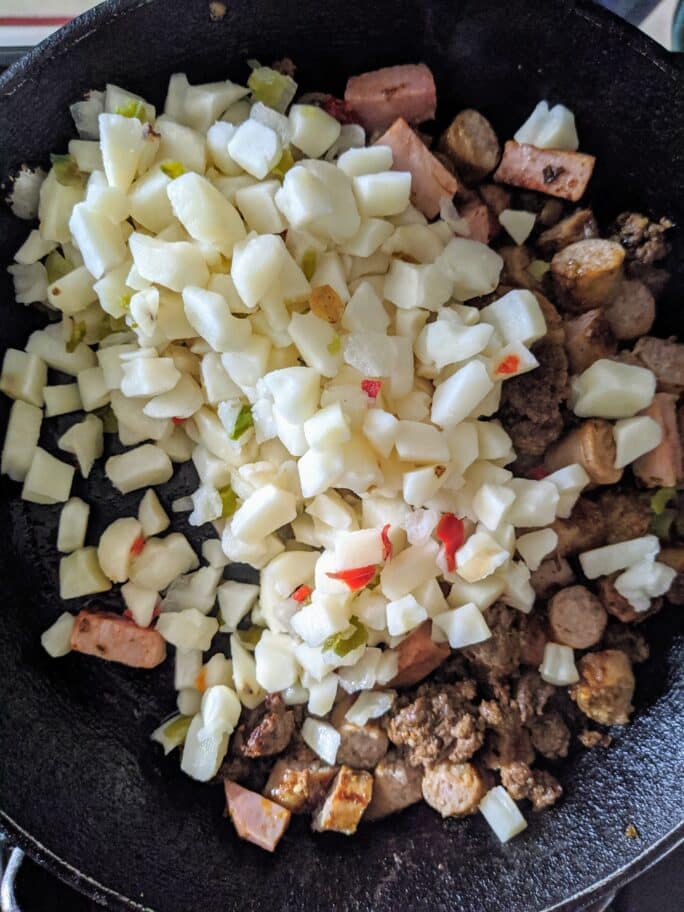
323, 615, 367, 657
50, 153, 84, 188
650, 487, 676, 515
160, 160, 186, 179
219, 484, 238, 518
115, 99, 148, 122
238, 625, 264, 647
271, 146, 295, 179
45, 250, 74, 284
164, 714, 192, 742
301, 249, 317, 281
326, 334, 341, 355
230, 404, 253, 440
66, 321, 86, 353
651, 509, 676, 540
247, 65, 296, 111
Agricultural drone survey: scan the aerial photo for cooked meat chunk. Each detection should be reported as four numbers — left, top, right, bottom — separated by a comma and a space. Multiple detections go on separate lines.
660, 546, 684, 574
602, 623, 651, 664
439, 109, 501, 183
479, 183, 511, 217
499, 762, 563, 811
596, 575, 661, 625
549, 498, 607, 557
519, 614, 547, 667
578, 729, 612, 749
530, 556, 576, 599
538, 197, 565, 227
633, 393, 683, 488
463, 602, 521, 677
494, 141, 596, 201
499, 338, 569, 456
366, 750, 424, 820
390, 620, 450, 687
570, 650, 635, 725
564, 309, 616, 374
311, 765, 373, 835
633, 336, 684, 395
264, 745, 337, 814
527, 712, 570, 759
387, 680, 484, 767
626, 261, 670, 298
536, 208, 598, 256
515, 671, 554, 724
544, 419, 623, 485
548, 585, 607, 649
499, 245, 535, 289
479, 698, 535, 768
345, 63, 436, 133
611, 211, 673, 265
225, 781, 291, 852
422, 761, 488, 817
70, 610, 166, 669
604, 280, 656, 341
665, 573, 684, 606
233, 694, 294, 758
460, 197, 500, 243
551, 239, 625, 313
331, 698, 389, 769
533, 291, 565, 346
596, 490, 651, 545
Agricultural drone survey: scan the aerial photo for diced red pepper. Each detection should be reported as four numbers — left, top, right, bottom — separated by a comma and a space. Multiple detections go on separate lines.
130, 535, 146, 557
528, 464, 549, 480
292, 584, 312, 603
381, 524, 393, 561
435, 513, 465, 573
495, 354, 521, 376
322, 95, 360, 125
326, 565, 377, 591
361, 378, 383, 399
171, 416, 186, 425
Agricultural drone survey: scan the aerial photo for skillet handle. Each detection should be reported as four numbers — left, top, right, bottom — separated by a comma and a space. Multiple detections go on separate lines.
0, 840, 23, 912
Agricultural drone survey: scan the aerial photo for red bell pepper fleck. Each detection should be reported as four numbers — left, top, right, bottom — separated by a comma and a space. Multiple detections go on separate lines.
435, 513, 465, 573
292, 584, 312, 603
495, 354, 521, 376
528, 464, 549, 480
381, 524, 393, 561
361, 378, 383, 399
130, 535, 145, 557
171, 416, 186, 425
326, 565, 377, 591
322, 95, 360, 125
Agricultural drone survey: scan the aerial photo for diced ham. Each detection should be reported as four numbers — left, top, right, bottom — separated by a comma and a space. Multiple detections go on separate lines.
494, 141, 596, 202
374, 118, 462, 218
224, 780, 291, 852
390, 620, 450, 687
311, 765, 373, 835
264, 746, 337, 814
633, 393, 683, 487
344, 63, 436, 133
70, 610, 166, 669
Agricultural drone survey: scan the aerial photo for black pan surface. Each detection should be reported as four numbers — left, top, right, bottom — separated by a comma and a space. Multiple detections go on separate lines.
0, 1, 682, 910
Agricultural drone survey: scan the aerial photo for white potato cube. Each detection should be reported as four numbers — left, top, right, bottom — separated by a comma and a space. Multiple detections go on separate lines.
353, 171, 411, 217
613, 416, 663, 468
58, 413, 103, 478
507, 479, 560, 528
363, 409, 399, 459
334, 528, 384, 570
437, 237, 503, 301
342, 281, 390, 334
448, 575, 505, 611
69, 203, 127, 279
1, 400, 42, 482
129, 167, 174, 233
431, 360, 494, 428
289, 104, 341, 158
456, 531, 509, 583
288, 312, 342, 378
386, 594, 427, 636
98, 112, 145, 191
59, 547, 112, 599
515, 101, 579, 151
479, 786, 527, 843
308, 675, 339, 717
302, 717, 340, 765
76, 366, 110, 412
416, 322, 493, 370
384, 259, 452, 312
255, 631, 298, 691
44, 384, 82, 417
57, 497, 90, 553
337, 145, 393, 177
129, 233, 209, 292
26, 325, 96, 375
343, 331, 396, 377
380, 539, 440, 601
206, 121, 243, 175
120, 357, 180, 398
138, 488, 170, 537
434, 602, 491, 648
105, 444, 173, 494
472, 483, 516, 531
0, 348, 46, 407
571, 359, 656, 419
614, 558, 676, 614
217, 580, 260, 631
395, 421, 450, 464
341, 219, 395, 258
539, 642, 579, 686
499, 209, 536, 245
182, 286, 252, 352
264, 367, 320, 424
579, 535, 660, 580
22, 447, 74, 504
157, 608, 218, 652
231, 233, 287, 309
234, 180, 286, 234
227, 119, 281, 179
230, 483, 297, 542
480, 289, 546, 347
41, 612, 75, 658
167, 172, 246, 255
47, 265, 96, 314
500, 560, 535, 613
544, 463, 590, 519
304, 403, 351, 449
516, 529, 558, 571
297, 446, 345, 498
97, 516, 143, 583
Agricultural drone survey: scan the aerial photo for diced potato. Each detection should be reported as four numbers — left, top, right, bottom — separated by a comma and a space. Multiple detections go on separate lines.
41, 612, 76, 658
167, 172, 246, 255
59, 547, 112, 599
58, 414, 103, 478
105, 444, 173, 494
22, 447, 74, 504
1, 400, 42, 482
138, 488, 170, 537
0, 348, 47, 407
613, 415, 663, 468
57, 497, 90, 553
571, 359, 656, 419
44, 383, 82, 417
76, 366, 110, 412
228, 119, 281, 180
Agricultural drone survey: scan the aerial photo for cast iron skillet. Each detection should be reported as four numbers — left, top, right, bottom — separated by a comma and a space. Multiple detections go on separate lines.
0, 1, 682, 910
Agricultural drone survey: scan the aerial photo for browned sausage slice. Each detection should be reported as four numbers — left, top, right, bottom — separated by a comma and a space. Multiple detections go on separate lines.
548, 585, 607, 649
633, 393, 683, 487
374, 118, 462, 218
494, 141, 596, 201
390, 620, 450, 687
225, 780, 291, 852
344, 63, 436, 133
536, 208, 598, 256
604, 280, 655, 341
365, 750, 423, 820
421, 761, 488, 817
551, 239, 626, 312
70, 610, 166, 669
439, 109, 501, 184
564, 309, 617, 374
530, 556, 576, 599
544, 418, 623, 485
570, 650, 635, 725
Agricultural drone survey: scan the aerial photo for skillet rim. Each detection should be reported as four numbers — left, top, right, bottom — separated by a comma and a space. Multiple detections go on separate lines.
0, 0, 682, 909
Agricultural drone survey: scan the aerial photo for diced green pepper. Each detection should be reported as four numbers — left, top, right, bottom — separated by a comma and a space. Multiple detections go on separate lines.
326, 334, 341, 355
238, 626, 264, 647
271, 146, 295, 179
163, 714, 192, 742
160, 160, 186, 179
219, 484, 238, 518
66, 321, 86, 353
323, 615, 367, 657
301, 249, 317, 281
651, 509, 676, 540
115, 99, 148, 122
247, 64, 297, 112
650, 487, 676, 515
230, 404, 254, 440
45, 250, 74, 284
527, 260, 550, 281
50, 153, 83, 188
119, 293, 132, 313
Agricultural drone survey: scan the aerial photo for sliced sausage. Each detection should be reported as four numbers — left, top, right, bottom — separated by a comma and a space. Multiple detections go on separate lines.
365, 750, 424, 820
530, 556, 576, 599
374, 117, 462, 218
570, 649, 635, 726
311, 765, 373, 835
438, 109, 501, 184
225, 780, 291, 852
536, 208, 598, 256
263, 746, 337, 814
345, 63, 436, 133
564, 308, 617, 374
549, 498, 607, 558
596, 575, 661, 624
70, 610, 166, 669
633, 393, 683, 487
331, 697, 390, 769
479, 183, 511, 217
390, 620, 450, 687
421, 761, 488, 817
548, 585, 607, 649
544, 418, 623, 485
604, 280, 655, 341
494, 141, 596, 202
551, 239, 626, 312
633, 336, 684, 394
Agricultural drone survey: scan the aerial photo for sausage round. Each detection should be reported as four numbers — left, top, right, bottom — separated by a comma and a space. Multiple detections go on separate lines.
551, 239, 625, 312
421, 761, 488, 817
604, 280, 655, 340
548, 585, 607, 649
439, 109, 501, 184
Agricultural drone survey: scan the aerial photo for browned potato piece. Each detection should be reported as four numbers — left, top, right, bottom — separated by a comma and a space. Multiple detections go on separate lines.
421, 761, 488, 817
570, 650, 635, 725
536, 208, 598, 256
564, 308, 617, 374
331, 697, 390, 769
549, 498, 607, 558
544, 418, 623, 485
311, 766, 373, 835
263, 747, 337, 814
439, 109, 501, 184
548, 585, 607, 648
310, 284, 345, 323
604, 280, 656, 341
660, 547, 684, 574
551, 239, 625, 313
365, 750, 424, 820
